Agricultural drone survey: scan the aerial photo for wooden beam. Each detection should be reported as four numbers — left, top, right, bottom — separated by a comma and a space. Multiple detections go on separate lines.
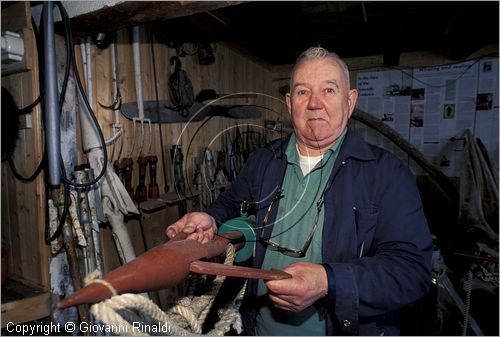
67, 1, 243, 37
1, 293, 51, 328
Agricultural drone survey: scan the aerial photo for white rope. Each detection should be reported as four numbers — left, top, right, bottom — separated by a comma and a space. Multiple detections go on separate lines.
84, 269, 118, 297
89, 244, 246, 336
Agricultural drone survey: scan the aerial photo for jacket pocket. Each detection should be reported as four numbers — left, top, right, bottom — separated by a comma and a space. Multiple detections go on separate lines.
353, 206, 378, 257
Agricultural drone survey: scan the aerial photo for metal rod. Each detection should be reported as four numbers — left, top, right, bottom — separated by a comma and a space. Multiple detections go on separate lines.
43, 1, 61, 186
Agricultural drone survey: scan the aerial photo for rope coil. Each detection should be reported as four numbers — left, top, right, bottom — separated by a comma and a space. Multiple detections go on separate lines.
89, 244, 245, 336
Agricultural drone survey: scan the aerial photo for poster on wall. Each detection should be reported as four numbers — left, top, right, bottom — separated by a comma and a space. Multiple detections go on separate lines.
355, 58, 498, 177
356, 69, 412, 163
474, 58, 499, 164
410, 60, 479, 176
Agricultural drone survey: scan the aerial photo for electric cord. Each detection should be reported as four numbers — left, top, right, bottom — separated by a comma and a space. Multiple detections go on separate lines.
7, 154, 46, 182
41, 2, 108, 242
55, 1, 108, 189
6, 17, 45, 181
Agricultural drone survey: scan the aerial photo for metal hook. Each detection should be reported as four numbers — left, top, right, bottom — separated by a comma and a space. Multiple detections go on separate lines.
99, 93, 122, 111
98, 38, 123, 111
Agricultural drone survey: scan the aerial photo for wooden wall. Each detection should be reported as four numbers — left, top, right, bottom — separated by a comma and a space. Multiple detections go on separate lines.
1, 2, 48, 289
85, 26, 282, 195
1, 11, 284, 288
85, 25, 284, 275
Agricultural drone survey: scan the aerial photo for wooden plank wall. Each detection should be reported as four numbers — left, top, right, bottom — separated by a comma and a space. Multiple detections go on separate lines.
1, 2, 48, 289
71, 25, 283, 277
85, 26, 280, 196
1, 10, 284, 288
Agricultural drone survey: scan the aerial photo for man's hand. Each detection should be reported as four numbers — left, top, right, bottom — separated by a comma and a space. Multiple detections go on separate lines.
165, 212, 217, 243
265, 262, 328, 312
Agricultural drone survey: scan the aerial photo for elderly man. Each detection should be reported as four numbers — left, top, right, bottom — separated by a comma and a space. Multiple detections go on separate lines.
166, 46, 432, 335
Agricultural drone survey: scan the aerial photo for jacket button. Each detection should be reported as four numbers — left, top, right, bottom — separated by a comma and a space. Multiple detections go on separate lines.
343, 320, 351, 327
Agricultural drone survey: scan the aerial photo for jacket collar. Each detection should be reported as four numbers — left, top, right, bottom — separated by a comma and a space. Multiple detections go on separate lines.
265, 128, 377, 163
338, 129, 377, 162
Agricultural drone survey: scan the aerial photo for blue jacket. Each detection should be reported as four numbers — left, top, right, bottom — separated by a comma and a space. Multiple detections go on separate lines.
206, 129, 433, 335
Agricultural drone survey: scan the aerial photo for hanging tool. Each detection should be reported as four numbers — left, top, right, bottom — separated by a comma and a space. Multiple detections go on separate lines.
147, 155, 159, 199
98, 37, 124, 164
148, 27, 169, 194
131, 25, 152, 160
119, 89, 264, 124
113, 159, 123, 179
226, 129, 237, 182
215, 150, 228, 186
194, 89, 257, 103
203, 147, 216, 204
171, 145, 187, 215
78, 37, 141, 270
53, 188, 92, 332
168, 56, 194, 117
120, 157, 134, 201
135, 155, 148, 202
98, 38, 122, 112
73, 168, 98, 275
232, 126, 244, 174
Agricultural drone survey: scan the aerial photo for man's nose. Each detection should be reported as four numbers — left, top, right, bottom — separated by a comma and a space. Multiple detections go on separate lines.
307, 92, 322, 110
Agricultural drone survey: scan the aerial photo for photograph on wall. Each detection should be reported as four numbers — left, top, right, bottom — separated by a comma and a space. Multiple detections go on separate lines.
410, 104, 424, 127
476, 93, 494, 111
443, 104, 456, 119
411, 88, 425, 101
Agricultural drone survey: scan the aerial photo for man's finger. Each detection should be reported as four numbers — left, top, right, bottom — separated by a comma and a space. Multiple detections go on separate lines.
166, 227, 177, 238
166, 223, 185, 238
187, 232, 199, 241
268, 293, 298, 312
181, 222, 197, 234
265, 279, 296, 296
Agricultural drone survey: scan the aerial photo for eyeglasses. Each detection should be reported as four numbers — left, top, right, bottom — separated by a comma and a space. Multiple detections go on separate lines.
259, 188, 326, 258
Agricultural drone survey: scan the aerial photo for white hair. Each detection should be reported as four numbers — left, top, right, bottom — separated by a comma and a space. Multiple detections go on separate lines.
290, 46, 351, 90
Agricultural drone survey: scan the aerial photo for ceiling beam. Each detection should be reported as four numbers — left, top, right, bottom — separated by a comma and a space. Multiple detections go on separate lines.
64, 1, 243, 37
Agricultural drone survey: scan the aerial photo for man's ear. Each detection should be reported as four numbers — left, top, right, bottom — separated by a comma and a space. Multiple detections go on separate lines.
286, 93, 292, 115
347, 89, 358, 118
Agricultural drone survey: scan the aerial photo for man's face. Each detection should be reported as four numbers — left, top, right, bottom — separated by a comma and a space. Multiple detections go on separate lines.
286, 58, 358, 154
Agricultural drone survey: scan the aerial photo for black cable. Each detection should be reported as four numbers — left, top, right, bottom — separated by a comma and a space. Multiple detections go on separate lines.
18, 95, 42, 115
47, 1, 74, 242
8, 154, 46, 182
46, 1, 105, 242
45, 162, 70, 244
7, 16, 46, 182
54, 1, 108, 188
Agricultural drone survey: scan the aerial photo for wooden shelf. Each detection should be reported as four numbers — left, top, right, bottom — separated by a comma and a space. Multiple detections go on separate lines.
1, 279, 51, 328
